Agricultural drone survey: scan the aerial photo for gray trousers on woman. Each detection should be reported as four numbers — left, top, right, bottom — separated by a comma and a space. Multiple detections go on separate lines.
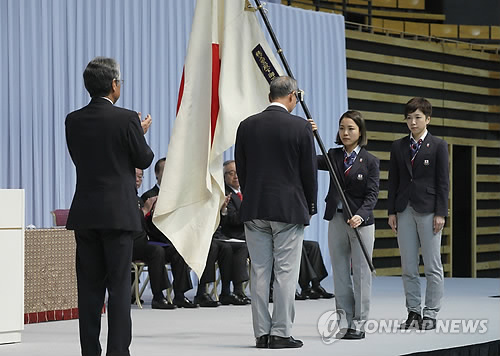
328, 212, 374, 329
245, 219, 304, 338
397, 205, 444, 319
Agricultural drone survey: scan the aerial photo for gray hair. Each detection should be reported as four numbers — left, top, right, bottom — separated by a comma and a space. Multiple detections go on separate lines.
269, 76, 298, 101
83, 57, 121, 97
223, 160, 235, 174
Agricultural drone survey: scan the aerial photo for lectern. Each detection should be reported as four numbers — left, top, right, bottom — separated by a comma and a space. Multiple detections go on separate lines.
0, 189, 24, 344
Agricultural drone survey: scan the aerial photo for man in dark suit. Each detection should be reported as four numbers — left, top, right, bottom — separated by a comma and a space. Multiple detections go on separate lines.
387, 97, 449, 331
133, 168, 176, 310
221, 160, 331, 302
205, 160, 252, 304
296, 240, 333, 300
140, 159, 228, 309
139, 157, 197, 308
140, 157, 164, 202
194, 230, 248, 307
65, 57, 154, 356
235, 76, 317, 349
143, 207, 198, 308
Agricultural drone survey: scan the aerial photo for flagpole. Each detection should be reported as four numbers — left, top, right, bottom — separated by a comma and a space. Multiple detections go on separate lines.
252, 0, 376, 274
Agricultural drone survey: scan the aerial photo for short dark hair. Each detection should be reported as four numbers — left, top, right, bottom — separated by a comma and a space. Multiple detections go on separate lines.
154, 157, 166, 175
335, 110, 368, 147
83, 57, 120, 97
269, 76, 297, 101
404, 97, 432, 118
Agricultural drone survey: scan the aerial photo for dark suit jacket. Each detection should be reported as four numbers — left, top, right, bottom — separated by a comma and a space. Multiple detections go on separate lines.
220, 184, 245, 240
140, 184, 159, 202
318, 147, 379, 225
387, 132, 449, 216
65, 97, 154, 231
235, 105, 317, 225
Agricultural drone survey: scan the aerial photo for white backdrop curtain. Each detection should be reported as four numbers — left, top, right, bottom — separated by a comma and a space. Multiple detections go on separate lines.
0, 0, 346, 272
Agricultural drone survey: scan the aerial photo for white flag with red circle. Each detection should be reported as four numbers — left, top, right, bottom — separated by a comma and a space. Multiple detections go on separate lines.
153, 0, 283, 277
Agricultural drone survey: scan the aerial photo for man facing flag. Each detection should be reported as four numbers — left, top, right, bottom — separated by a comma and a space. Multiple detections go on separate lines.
152, 0, 283, 278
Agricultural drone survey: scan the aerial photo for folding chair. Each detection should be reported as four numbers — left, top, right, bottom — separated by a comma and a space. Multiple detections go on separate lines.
51, 209, 70, 227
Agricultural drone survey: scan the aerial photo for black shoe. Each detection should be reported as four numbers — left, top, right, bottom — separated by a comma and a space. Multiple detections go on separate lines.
194, 293, 219, 307
295, 291, 307, 300
255, 334, 269, 348
173, 297, 199, 308
234, 292, 251, 304
337, 328, 365, 339
313, 286, 335, 299
151, 298, 177, 310
269, 335, 303, 349
400, 311, 422, 329
421, 317, 437, 330
301, 287, 320, 300
219, 293, 247, 306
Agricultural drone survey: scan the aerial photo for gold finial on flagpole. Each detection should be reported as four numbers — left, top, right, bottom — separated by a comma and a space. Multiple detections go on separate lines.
244, 0, 256, 11
245, 0, 266, 12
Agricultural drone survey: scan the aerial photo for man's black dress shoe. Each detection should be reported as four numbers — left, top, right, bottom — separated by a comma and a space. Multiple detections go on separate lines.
421, 317, 437, 330
151, 298, 177, 310
400, 311, 422, 329
301, 287, 320, 300
234, 292, 251, 304
255, 334, 269, 348
173, 297, 199, 308
268, 335, 303, 349
313, 286, 334, 299
219, 293, 247, 305
194, 293, 219, 307
336, 328, 365, 339
295, 291, 307, 300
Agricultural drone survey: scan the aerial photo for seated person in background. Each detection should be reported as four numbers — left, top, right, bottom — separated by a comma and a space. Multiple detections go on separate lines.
141, 157, 164, 202
222, 160, 332, 301
297, 241, 334, 300
141, 158, 198, 308
144, 208, 198, 308
195, 186, 250, 307
133, 168, 175, 309
195, 228, 248, 307
210, 227, 250, 305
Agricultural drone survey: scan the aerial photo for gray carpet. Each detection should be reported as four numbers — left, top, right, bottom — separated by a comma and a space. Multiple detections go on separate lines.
2, 276, 499, 356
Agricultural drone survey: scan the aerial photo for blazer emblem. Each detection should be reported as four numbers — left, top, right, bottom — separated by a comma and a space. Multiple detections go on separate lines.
359, 158, 363, 163
424, 159, 429, 166
357, 173, 363, 180
426, 143, 430, 147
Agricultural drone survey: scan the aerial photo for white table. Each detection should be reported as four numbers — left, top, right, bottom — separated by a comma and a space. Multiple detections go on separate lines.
0, 189, 24, 344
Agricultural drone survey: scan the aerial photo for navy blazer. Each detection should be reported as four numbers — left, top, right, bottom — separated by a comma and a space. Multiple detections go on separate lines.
65, 98, 154, 231
235, 105, 317, 225
220, 184, 246, 240
387, 132, 449, 217
318, 147, 380, 225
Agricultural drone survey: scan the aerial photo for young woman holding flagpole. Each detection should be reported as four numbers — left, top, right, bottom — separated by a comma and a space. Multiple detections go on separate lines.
309, 111, 380, 340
